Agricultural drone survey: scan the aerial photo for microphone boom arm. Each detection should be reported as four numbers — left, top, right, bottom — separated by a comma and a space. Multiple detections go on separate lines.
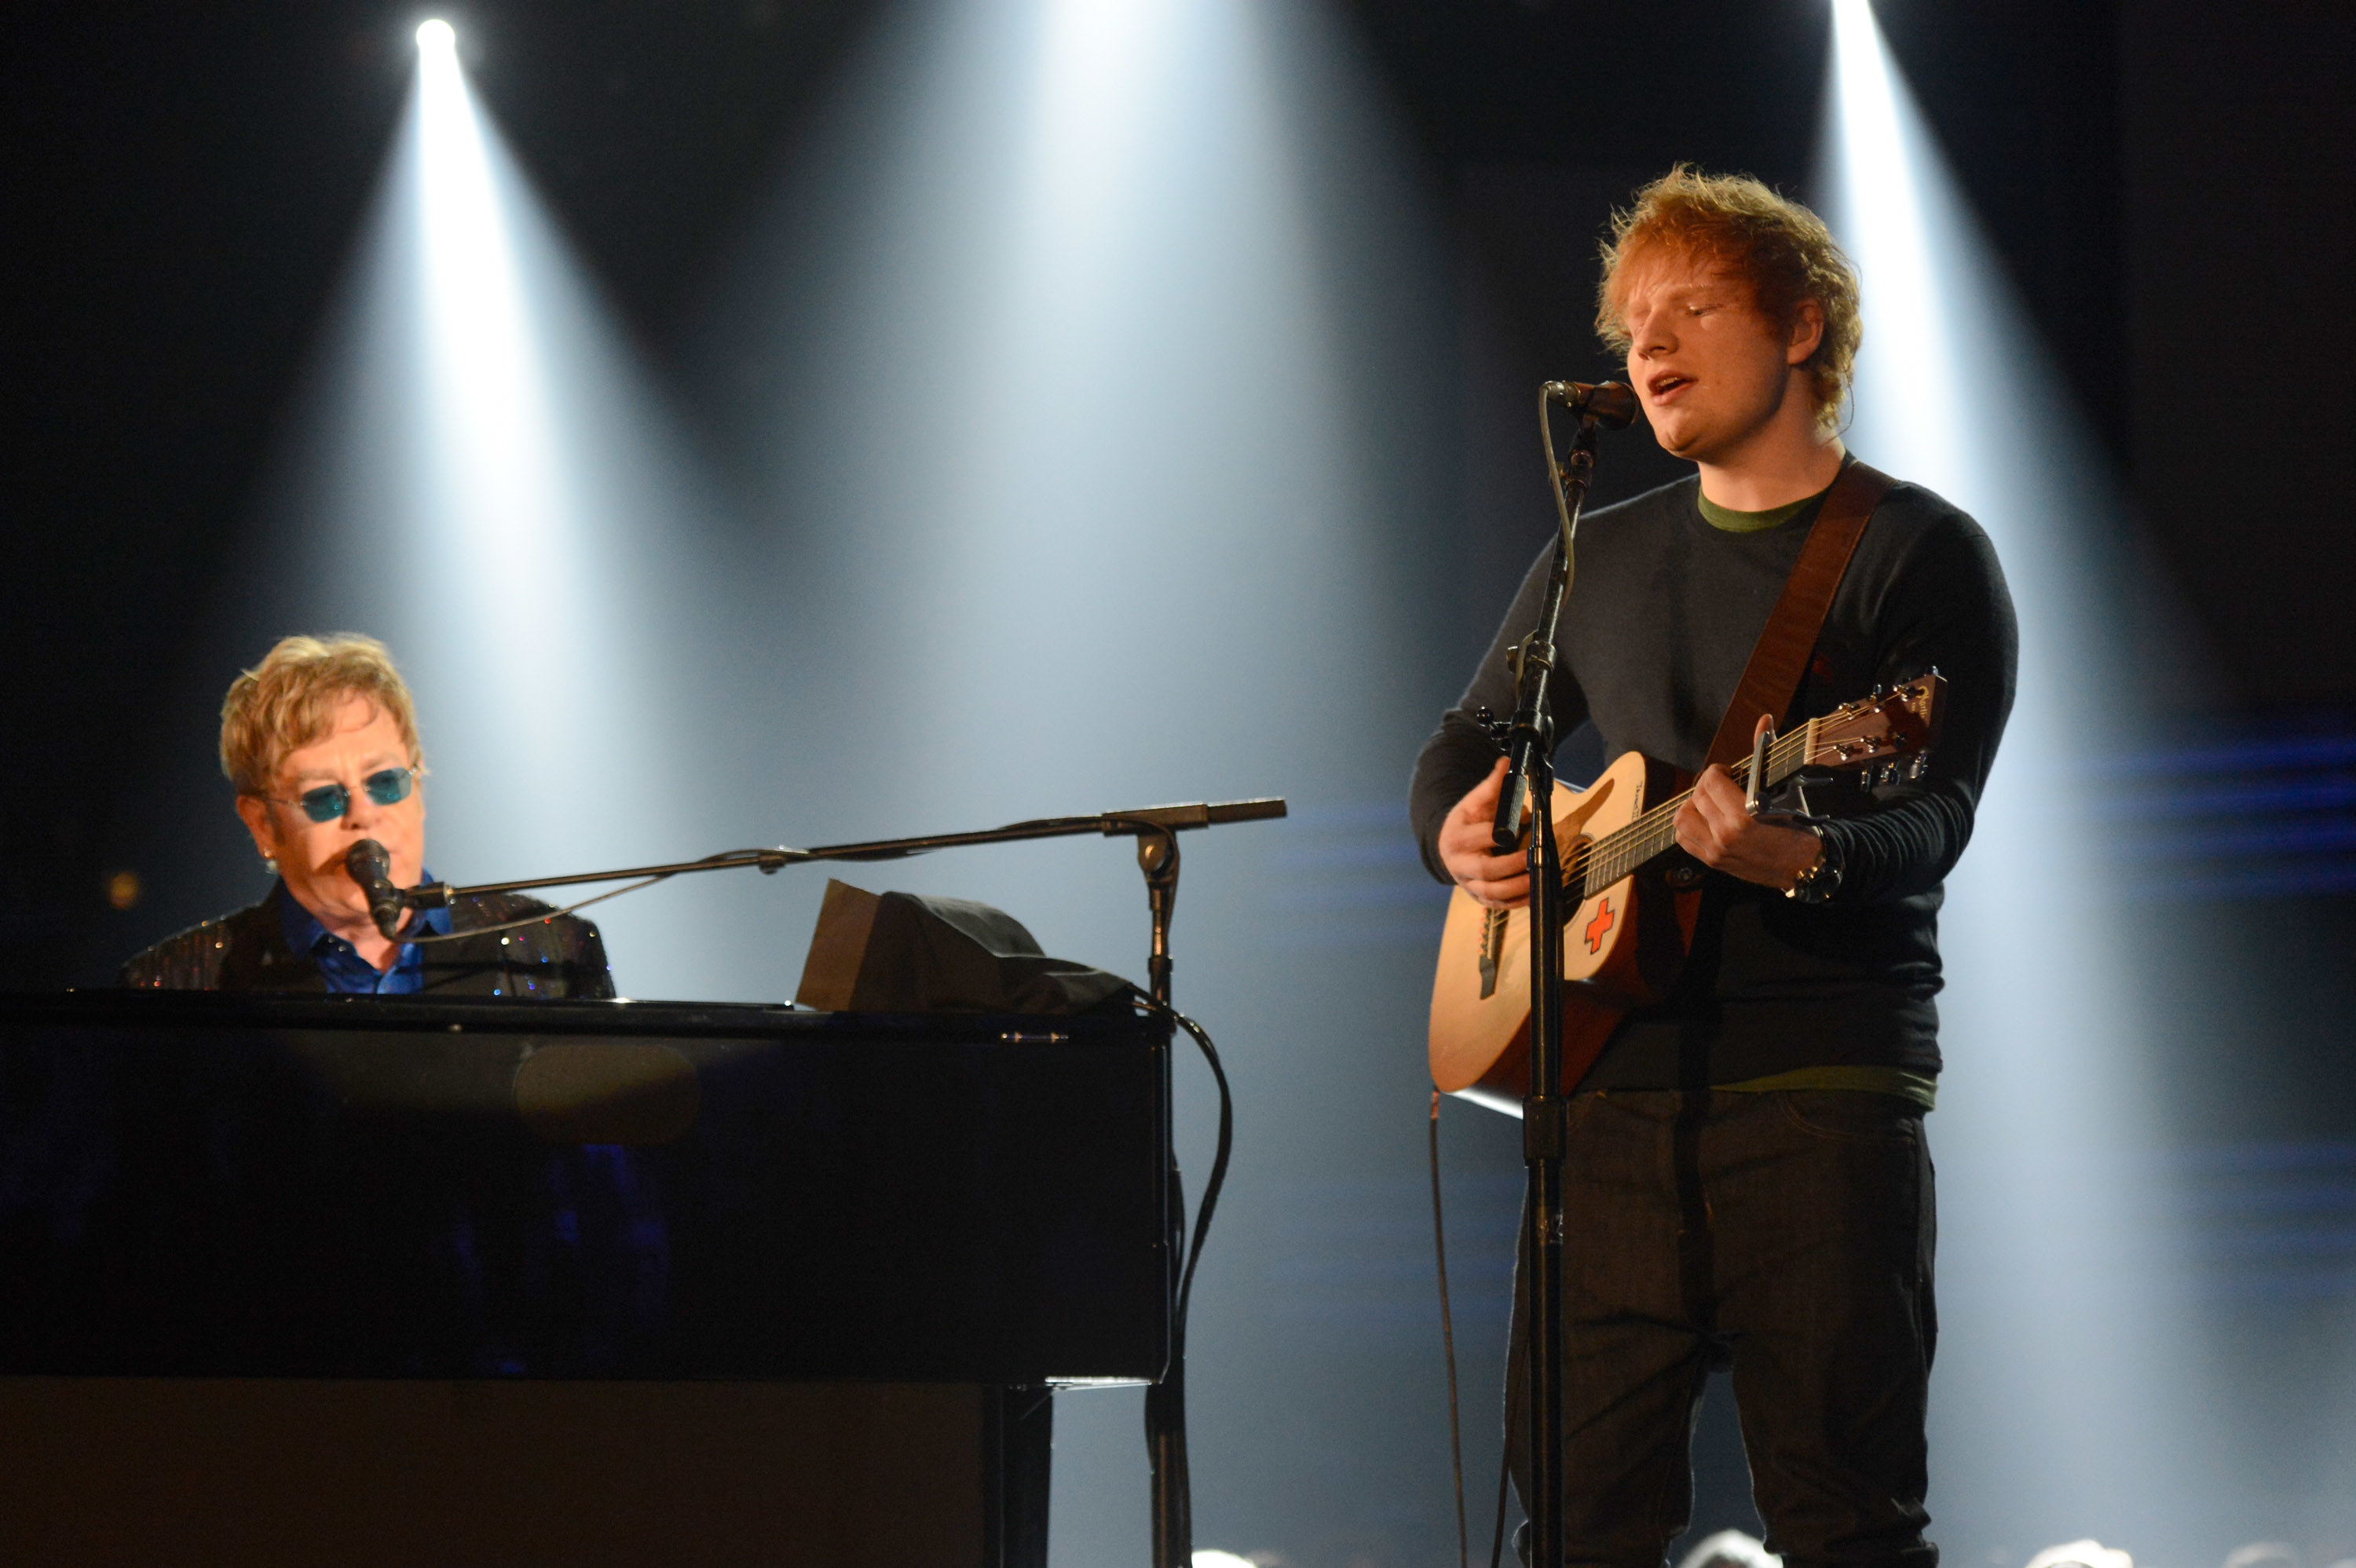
396, 798, 1290, 912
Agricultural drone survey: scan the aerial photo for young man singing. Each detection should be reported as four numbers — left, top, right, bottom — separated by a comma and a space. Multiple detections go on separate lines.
1409, 169, 2018, 1567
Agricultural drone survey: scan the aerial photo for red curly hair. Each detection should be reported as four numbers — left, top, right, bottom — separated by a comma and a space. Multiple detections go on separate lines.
1596, 166, 1861, 434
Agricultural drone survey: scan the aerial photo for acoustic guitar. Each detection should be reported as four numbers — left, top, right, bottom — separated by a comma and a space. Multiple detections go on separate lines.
1427, 675, 1944, 1115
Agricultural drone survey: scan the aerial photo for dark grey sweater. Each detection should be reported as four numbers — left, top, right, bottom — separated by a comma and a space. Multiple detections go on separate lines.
1408, 470, 2018, 1086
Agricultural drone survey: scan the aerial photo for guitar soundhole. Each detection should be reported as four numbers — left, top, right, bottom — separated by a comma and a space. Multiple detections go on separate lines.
1561, 834, 1592, 891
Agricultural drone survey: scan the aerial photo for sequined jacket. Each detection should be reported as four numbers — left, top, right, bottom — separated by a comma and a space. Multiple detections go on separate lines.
118, 892, 616, 999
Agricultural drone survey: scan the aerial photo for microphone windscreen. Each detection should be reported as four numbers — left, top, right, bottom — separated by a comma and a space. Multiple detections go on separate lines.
346, 839, 392, 883
346, 839, 405, 940
1543, 379, 1640, 429
1582, 381, 1640, 429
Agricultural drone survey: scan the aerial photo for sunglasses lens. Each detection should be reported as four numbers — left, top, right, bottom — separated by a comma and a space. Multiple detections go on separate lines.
298, 785, 349, 823
364, 768, 414, 807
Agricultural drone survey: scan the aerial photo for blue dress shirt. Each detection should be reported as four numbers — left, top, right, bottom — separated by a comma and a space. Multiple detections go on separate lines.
273, 875, 456, 995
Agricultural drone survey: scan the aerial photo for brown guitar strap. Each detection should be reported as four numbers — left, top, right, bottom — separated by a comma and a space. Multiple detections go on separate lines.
1702, 459, 1895, 769
1549, 461, 1896, 1095
1662, 459, 1893, 957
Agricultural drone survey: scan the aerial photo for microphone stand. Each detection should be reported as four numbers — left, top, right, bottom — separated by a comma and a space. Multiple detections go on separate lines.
1136, 821, 1192, 1568
1491, 386, 1620, 1567
399, 797, 1284, 1568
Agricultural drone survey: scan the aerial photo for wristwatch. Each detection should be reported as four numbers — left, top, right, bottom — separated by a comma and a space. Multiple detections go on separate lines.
1786, 824, 1842, 903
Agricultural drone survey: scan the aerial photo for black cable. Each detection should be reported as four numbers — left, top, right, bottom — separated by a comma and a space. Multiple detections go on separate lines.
1488, 1178, 1516, 1568
1127, 989, 1231, 1568
1490, 1437, 1512, 1568
393, 873, 676, 943
1431, 1090, 1470, 1568
1132, 991, 1234, 1338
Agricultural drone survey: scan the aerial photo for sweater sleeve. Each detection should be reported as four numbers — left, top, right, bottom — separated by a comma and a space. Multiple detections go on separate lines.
1815, 518, 2018, 904
1408, 543, 1593, 883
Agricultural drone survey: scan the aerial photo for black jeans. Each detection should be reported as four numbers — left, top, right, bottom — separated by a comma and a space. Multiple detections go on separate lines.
1506, 1090, 1937, 1568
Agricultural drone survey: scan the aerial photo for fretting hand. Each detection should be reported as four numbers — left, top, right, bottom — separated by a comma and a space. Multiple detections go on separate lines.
1674, 716, 1824, 891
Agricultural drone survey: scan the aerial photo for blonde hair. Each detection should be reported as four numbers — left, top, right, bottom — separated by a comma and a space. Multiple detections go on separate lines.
219, 634, 425, 795
1595, 166, 1861, 433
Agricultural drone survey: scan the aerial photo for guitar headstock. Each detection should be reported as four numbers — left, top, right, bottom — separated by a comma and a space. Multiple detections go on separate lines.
1800, 674, 1945, 775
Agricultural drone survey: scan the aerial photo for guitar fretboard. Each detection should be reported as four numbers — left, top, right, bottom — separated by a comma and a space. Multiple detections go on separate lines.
1566, 721, 1819, 896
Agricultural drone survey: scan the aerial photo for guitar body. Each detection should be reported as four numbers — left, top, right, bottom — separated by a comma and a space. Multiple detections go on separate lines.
1425, 676, 1944, 1118
1427, 750, 1691, 1116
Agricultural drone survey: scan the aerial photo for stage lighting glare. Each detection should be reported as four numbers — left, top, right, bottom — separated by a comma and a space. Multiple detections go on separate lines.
408, 14, 574, 640
698, 0, 1467, 1552
214, 0, 718, 1000
1674, 1530, 1780, 1568
1823, 0, 2202, 1552
2025, 1541, 2134, 1568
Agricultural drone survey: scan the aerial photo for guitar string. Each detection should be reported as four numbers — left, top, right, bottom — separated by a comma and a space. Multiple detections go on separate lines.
1558, 682, 1931, 891
1476, 689, 1928, 935
1560, 722, 1813, 891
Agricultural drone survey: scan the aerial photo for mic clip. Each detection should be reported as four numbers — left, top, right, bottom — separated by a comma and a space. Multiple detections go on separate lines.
404, 882, 453, 910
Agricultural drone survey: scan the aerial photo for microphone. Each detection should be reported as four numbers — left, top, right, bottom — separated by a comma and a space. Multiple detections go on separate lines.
345, 839, 407, 941
1542, 379, 1639, 429
1097, 798, 1289, 835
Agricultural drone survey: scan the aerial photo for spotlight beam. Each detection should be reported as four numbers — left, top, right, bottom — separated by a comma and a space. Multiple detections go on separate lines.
1822, 0, 2203, 1551
222, 0, 724, 1000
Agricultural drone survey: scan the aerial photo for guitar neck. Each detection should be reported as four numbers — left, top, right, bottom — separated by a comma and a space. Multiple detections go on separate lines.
1570, 722, 1819, 894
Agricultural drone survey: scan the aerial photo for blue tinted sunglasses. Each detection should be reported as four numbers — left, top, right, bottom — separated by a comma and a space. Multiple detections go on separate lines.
269, 767, 416, 824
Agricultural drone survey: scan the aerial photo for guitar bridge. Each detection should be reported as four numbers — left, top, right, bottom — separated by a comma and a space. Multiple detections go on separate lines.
1476, 907, 1506, 1000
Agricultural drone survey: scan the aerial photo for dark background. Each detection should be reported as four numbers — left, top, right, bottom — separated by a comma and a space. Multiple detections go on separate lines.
3, 2, 2352, 1564
6, 0, 2351, 985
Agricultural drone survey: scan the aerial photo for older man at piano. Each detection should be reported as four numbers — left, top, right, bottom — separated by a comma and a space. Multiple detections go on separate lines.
120, 634, 613, 998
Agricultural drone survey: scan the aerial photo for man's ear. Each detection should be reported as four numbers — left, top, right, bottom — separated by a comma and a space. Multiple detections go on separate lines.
235, 795, 278, 861
1787, 298, 1826, 366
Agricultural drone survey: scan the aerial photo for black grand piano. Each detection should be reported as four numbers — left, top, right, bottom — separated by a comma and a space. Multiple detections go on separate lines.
0, 990, 1171, 1566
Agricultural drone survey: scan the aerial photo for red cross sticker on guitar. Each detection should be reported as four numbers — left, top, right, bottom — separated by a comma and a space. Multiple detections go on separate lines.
1582, 897, 1615, 955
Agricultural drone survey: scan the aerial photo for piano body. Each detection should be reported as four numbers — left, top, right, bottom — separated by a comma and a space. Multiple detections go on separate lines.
0, 991, 1172, 1566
